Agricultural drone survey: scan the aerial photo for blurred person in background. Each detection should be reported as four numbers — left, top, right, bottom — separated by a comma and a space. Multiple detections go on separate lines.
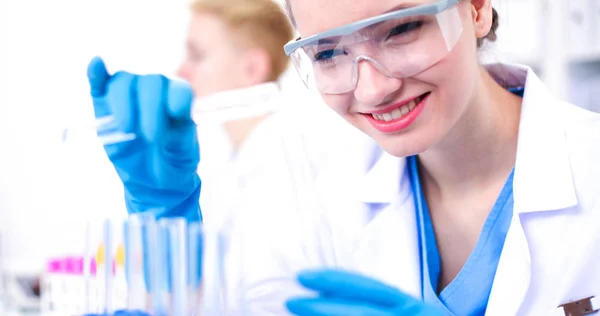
178, 0, 297, 228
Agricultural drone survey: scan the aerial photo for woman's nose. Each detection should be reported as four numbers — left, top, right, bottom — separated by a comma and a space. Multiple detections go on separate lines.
176, 63, 189, 81
353, 60, 402, 106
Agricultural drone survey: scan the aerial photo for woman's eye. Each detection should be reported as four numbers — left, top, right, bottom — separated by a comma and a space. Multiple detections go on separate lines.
187, 50, 203, 62
314, 49, 345, 62
386, 21, 423, 39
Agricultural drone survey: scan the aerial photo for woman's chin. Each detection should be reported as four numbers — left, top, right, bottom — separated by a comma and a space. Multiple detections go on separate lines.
375, 133, 433, 158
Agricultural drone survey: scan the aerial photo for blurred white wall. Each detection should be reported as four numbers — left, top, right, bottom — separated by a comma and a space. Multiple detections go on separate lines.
0, 0, 192, 272
0, 0, 599, 273
489, 0, 600, 111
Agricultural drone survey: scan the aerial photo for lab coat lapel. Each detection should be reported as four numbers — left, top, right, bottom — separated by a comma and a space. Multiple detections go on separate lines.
485, 212, 532, 316
322, 144, 421, 299
353, 163, 422, 299
485, 65, 579, 316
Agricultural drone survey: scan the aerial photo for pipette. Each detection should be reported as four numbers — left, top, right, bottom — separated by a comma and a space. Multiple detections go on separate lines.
61, 115, 137, 146
62, 82, 282, 146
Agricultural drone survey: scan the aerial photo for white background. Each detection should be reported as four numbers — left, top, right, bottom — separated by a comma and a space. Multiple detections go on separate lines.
0, 0, 599, 272
0, 0, 194, 271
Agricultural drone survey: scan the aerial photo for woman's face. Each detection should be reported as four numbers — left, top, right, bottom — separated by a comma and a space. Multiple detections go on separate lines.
290, 0, 486, 157
177, 12, 252, 98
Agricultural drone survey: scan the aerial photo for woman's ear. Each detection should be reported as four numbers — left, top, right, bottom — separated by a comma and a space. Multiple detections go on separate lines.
241, 48, 272, 85
470, 0, 494, 40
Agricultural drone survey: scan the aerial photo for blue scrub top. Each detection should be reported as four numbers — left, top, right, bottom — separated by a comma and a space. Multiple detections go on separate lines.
408, 87, 524, 316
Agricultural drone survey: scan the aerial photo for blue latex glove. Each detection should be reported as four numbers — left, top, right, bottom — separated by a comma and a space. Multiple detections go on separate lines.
286, 269, 444, 316
87, 57, 202, 222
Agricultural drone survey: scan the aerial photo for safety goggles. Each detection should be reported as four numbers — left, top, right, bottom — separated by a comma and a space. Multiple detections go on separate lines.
284, 0, 463, 94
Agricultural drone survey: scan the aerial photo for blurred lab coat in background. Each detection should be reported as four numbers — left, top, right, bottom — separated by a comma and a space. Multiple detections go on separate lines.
193, 82, 284, 230
192, 82, 371, 311
186, 81, 372, 313
193, 80, 368, 232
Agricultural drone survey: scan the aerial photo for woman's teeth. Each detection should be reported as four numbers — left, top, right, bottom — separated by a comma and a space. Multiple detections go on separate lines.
371, 96, 420, 122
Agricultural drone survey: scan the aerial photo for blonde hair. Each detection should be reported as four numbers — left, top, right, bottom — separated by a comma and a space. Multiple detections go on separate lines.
191, 0, 294, 82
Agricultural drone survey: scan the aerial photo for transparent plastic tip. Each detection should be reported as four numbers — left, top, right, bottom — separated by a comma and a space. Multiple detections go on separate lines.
62, 115, 137, 146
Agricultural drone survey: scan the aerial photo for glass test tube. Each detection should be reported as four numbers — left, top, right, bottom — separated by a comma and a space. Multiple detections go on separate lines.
100, 219, 113, 314
188, 222, 203, 315
124, 214, 151, 311
196, 225, 229, 316
123, 215, 207, 316
158, 218, 188, 316
82, 221, 93, 314
143, 216, 169, 316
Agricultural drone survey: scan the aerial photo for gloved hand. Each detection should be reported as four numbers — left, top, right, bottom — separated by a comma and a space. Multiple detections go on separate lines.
286, 269, 443, 316
87, 57, 201, 222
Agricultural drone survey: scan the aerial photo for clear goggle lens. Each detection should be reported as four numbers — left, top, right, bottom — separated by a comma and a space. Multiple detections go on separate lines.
289, 3, 463, 94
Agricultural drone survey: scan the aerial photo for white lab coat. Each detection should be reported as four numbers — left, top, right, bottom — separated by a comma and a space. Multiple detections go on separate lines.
192, 81, 367, 313
225, 63, 600, 315
195, 82, 364, 231
195, 82, 292, 230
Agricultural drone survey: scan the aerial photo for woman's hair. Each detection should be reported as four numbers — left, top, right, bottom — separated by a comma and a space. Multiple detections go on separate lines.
191, 0, 294, 82
283, 1, 500, 48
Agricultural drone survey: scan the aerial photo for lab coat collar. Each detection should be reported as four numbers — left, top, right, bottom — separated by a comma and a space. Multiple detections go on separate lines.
354, 63, 579, 213
195, 82, 282, 176
191, 82, 282, 124
488, 63, 579, 214
353, 146, 410, 204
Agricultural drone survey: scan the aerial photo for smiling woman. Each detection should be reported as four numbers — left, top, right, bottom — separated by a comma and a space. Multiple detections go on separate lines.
228, 0, 600, 315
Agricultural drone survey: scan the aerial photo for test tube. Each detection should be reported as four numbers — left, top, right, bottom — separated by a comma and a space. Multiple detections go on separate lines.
82, 221, 92, 314
124, 214, 151, 311
121, 215, 210, 316
103, 219, 115, 314
188, 222, 203, 314
142, 216, 169, 316
0, 232, 5, 313
196, 225, 229, 316
159, 218, 189, 316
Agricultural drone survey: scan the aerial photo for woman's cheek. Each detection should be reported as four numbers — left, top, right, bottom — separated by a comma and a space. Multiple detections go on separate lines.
322, 94, 352, 116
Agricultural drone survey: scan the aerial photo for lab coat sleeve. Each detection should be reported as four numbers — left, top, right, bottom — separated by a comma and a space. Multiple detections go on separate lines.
226, 191, 313, 315
222, 121, 335, 315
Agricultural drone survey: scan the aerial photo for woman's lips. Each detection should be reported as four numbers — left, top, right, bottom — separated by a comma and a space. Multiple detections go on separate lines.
363, 92, 430, 133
